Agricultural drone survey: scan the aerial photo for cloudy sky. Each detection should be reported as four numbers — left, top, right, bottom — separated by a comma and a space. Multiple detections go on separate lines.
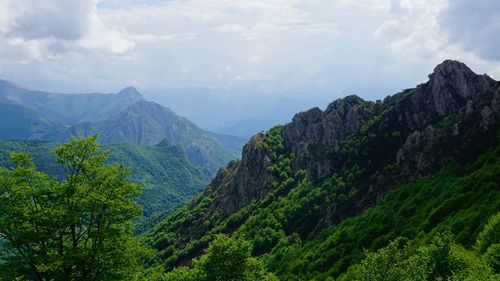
0, 0, 499, 133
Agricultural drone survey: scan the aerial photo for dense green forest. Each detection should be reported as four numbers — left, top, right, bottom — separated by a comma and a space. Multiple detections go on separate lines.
0, 139, 207, 221
142, 125, 500, 280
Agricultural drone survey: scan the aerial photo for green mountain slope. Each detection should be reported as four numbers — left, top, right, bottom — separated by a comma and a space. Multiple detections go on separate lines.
0, 79, 143, 124
0, 102, 64, 141
0, 79, 236, 174
142, 60, 500, 279
0, 140, 208, 219
269, 146, 500, 280
60, 100, 235, 174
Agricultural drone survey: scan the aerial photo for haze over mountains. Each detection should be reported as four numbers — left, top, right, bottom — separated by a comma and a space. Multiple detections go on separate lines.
0, 79, 244, 174
0, 79, 246, 221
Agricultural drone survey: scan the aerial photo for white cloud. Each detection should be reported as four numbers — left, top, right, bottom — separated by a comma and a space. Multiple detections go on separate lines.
0, 0, 499, 130
0, 0, 135, 61
439, 0, 500, 61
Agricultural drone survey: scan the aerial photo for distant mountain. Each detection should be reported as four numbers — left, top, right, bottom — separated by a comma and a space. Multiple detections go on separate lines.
0, 79, 143, 124
0, 139, 208, 220
206, 131, 247, 158
143, 60, 500, 279
0, 102, 64, 140
0, 80, 236, 174
216, 98, 324, 138
60, 100, 235, 174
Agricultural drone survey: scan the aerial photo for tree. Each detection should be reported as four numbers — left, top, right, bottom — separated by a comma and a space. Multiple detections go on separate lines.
476, 211, 500, 273
160, 234, 277, 281
0, 136, 145, 281
339, 232, 499, 281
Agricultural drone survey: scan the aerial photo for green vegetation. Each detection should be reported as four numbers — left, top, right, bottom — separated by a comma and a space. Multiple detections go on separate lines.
340, 230, 498, 281
153, 235, 277, 281
270, 146, 500, 280
437, 114, 459, 129
0, 139, 207, 222
144, 123, 500, 280
2, 77, 499, 280
0, 136, 147, 280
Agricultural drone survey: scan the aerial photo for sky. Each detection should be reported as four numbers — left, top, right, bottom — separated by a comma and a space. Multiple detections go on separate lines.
0, 0, 499, 134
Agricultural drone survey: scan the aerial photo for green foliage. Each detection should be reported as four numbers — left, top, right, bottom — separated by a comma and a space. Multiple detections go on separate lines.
146, 124, 499, 279
0, 136, 147, 280
340, 231, 498, 281
437, 114, 459, 129
143, 108, 499, 280
158, 235, 277, 281
476, 211, 500, 272
476, 211, 500, 254
0, 139, 208, 223
272, 147, 500, 279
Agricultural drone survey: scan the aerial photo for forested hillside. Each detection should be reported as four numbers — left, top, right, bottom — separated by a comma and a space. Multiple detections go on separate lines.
0, 139, 207, 220
142, 60, 500, 279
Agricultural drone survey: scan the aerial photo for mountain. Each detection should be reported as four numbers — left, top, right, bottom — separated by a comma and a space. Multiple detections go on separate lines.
0, 80, 236, 174
142, 60, 500, 279
215, 97, 325, 138
0, 79, 143, 124
0, 139, 208, 220
0, 102, 64, 140
59, 100, 235, 174
206, 131, 247, 158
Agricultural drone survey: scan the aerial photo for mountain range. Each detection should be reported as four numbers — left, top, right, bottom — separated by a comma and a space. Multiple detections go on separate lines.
142, 60, 500, 279
1, 60, 498, 280
0, 79, 242, 174
0, 79, 245, 220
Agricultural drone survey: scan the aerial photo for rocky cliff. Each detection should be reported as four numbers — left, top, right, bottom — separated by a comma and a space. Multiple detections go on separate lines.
144, 60, 500, 268
201, 60, 499, 218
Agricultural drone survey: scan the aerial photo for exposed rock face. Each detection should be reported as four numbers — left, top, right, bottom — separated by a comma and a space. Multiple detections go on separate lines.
197, 59, 500, 221
148, 60, 500, 268
209, 134, 275, 215
282, 95, 373, 181
426, 60, 495, 116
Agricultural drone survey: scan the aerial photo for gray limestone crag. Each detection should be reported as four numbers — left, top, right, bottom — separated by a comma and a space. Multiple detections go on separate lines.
192, 60, 500, 223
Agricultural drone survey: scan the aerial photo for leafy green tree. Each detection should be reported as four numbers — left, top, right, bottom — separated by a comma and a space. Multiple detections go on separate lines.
476, 211, 500, 273
160, 234, 277, 281
0, 136, 146, 281
340, 232, 499, 281
202, 234, 252, 281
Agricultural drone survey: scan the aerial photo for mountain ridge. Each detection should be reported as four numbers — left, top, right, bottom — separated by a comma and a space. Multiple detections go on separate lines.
59, 99, 235, 174
0, 79, 144, 124
142, 60, 500, 278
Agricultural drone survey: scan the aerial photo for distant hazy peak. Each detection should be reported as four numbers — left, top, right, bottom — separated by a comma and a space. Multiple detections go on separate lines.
117, 86, 143, 99
0, 79, 25, 90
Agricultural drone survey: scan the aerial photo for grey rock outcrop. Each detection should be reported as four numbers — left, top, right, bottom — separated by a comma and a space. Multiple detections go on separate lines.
196, 59, 500, 220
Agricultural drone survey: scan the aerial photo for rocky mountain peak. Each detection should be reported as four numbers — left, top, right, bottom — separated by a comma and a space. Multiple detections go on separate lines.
423, 60, 496, 116
117, 86, 143, 99
195, 60, 500, 218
